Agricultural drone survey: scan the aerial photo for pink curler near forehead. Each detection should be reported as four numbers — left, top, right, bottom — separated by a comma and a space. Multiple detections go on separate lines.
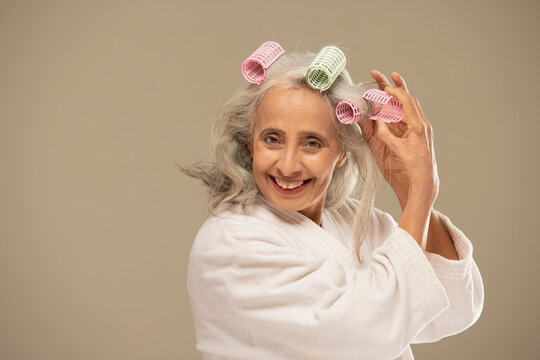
363, 88, 405, 123
241, 41, 285, 85
335, 89, 405, 124
335, 100, 368, 124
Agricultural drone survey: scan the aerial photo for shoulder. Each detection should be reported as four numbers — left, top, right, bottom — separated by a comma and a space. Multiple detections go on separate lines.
190, 200, 292, 260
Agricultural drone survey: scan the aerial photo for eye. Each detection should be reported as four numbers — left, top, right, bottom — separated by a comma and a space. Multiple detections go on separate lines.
305, 140, 322, 149
263, 135, 280, 145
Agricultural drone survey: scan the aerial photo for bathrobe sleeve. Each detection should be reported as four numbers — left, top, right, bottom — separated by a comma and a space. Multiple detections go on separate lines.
370, 209, 485, 344
188, 216, 450, 360
411, 210, 485, 343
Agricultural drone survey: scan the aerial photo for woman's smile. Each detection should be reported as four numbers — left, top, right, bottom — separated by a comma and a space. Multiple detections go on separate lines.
269, 174, 313, 194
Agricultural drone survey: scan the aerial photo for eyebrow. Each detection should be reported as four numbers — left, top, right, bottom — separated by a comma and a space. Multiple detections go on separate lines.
258, 128, 329, 143
299, 131, 329, 143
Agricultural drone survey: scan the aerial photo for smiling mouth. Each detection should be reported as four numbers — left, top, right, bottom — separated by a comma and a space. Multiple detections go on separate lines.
270, 175, 312, 190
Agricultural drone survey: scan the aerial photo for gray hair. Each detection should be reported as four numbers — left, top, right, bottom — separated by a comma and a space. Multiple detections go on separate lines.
176, 49, 382, 262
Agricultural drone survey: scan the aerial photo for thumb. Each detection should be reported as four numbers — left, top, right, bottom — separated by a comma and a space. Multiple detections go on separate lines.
374, 118, 396, 148
358, 117, 373, 138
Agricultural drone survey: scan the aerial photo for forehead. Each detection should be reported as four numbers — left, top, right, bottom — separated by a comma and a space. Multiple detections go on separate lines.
254, 86, 336, 136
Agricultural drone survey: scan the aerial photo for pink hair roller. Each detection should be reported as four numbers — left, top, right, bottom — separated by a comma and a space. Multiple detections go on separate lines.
335, 100, 368, 124
363, 89, 405, 123
335, 89, 405, 124
241, 41, 285, 85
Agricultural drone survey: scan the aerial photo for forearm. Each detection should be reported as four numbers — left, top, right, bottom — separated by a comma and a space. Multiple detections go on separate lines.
425, 210, 459, 260
395, 187, 459, 260
397, 192, 432, 249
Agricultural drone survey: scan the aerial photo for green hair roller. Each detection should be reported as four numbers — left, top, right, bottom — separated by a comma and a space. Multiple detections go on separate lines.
306, 46, 346, 91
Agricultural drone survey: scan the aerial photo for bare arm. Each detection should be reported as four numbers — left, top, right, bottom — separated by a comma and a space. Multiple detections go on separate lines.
398, 190, 432, 250
362, 70, 459, 260
425, 209, 459, 260
397, 191, 459, 260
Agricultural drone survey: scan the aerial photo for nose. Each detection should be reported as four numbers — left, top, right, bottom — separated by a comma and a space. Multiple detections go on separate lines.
276, 145, 303, 179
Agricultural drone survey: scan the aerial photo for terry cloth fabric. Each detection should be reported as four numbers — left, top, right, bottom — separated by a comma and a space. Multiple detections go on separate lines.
187, 195, 484, 360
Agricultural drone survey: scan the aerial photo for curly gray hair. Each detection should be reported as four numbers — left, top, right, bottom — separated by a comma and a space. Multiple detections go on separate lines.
176, 49, 383, 262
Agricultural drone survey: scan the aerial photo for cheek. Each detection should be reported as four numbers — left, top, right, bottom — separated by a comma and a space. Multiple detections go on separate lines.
305, 153, 339, 178
252, 146, 274, 173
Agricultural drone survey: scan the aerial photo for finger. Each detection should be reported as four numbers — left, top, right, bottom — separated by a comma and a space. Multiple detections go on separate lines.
357, 116, 374, 139
411, 96, 425, 119
370, 69, 392, 91
390, 72, 409, 92
387, 121, 408, 138
383, 86, 424, 134
412, 97, 434, 154
410, 96, 431, 137
374, 117, 397, 149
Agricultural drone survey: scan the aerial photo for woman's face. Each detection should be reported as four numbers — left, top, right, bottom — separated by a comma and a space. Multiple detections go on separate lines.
249, 86, 346, 224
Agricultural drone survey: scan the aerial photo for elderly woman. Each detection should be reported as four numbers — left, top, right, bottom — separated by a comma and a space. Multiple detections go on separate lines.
178, 46, 484, 360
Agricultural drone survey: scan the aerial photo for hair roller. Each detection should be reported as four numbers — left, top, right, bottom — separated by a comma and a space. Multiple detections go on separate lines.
335, 100, 368, 124
306, 46, 346, 91
363, 89, 404, 122
336, 89, 405, 124
241, 41, 285, 85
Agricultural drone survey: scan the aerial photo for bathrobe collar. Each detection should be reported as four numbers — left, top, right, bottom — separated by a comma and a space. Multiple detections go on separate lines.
254, 194, 360, 268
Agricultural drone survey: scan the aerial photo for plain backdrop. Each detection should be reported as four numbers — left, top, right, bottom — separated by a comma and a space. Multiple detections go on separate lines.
1, 0, 539, 359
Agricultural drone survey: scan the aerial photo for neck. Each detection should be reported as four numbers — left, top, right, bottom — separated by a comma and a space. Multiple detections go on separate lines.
299, 206, 323, 227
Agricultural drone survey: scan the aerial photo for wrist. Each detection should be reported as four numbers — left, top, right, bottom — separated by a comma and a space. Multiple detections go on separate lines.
409, 183, 436, 203
403, 193, 434, 212
390, 177, 438, 211
389, 181, 409, 210
393, 187, 434, 212
398, 198, 433, 249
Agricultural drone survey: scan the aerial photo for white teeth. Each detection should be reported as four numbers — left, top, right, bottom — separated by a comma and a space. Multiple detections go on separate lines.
274, 177, 305, 189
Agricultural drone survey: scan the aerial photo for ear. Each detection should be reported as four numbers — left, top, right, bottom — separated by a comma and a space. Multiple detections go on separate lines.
336, 151, 347, 168
247, 141, 253, 158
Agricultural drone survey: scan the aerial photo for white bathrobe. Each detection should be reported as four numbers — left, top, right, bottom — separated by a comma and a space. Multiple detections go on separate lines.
187, 195, 484, 360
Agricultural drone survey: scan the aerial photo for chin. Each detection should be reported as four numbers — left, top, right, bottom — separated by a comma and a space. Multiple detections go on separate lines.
254, 174, 321, 214
263, 193, 310, 212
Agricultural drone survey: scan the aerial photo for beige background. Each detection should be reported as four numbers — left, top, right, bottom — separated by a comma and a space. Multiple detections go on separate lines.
1, 0, 538, 359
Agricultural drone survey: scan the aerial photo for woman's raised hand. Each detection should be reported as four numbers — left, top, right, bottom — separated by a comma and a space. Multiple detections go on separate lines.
358, 70, 439, 208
